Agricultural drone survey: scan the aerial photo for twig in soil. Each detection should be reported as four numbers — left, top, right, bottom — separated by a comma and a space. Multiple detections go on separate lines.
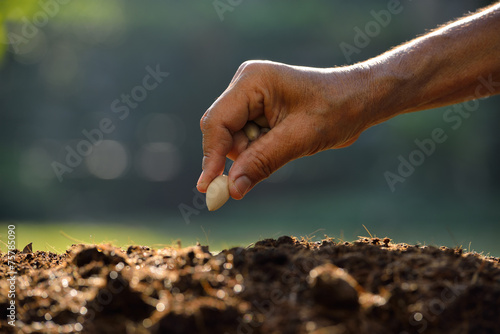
200, 225, 210, 246
307, 228, 326, 240
362, 224, 373, 239
0, 239, 8, 248
323, 234, 335, 243
150, 243, 171, 248
45, 242, 61, 254
60, 231, 86, 244
471, 260, 486, 284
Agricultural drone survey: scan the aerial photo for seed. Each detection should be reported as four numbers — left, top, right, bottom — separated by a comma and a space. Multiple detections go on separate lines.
206, 175, 230, 211
243, 122, 260, 141
253, 115, 269, 128
260, 127, 270, 134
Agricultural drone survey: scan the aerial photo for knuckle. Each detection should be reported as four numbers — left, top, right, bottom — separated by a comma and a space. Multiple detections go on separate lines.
201, 147, 220, 170
246, 149, 275, 180
239, 60, 269, 76
239, 60, 257, 71
200, 112, 212, 132
203, 131, 233, 157
200, 114, 206, 131
203, 148, 216, 161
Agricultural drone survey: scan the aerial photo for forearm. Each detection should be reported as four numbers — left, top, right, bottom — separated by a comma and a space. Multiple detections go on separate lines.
360, 3, 500, 126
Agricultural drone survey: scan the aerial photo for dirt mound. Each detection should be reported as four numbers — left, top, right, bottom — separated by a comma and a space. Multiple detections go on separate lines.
1, 236, 499, 334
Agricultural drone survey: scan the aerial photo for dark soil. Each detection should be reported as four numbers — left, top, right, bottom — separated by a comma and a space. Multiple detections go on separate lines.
1, 236, 500, 334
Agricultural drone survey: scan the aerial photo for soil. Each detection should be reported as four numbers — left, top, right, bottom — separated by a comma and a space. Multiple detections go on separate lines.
1, 236, 499, 334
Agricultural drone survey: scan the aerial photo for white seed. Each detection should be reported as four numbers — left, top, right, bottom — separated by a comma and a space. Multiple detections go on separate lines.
206, 175, 230, 211
253, 115, 270, 128
243, 122, 260, 141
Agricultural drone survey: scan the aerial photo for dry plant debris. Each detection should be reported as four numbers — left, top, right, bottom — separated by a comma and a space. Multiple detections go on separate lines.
1, 236, 499, 334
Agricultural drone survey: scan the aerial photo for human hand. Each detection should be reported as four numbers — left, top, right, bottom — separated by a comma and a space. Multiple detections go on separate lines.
197, 60, 372, 200
198, 4, 500, 202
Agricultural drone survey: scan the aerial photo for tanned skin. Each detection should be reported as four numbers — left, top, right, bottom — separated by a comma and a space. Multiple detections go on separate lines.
197, 3, 500, 200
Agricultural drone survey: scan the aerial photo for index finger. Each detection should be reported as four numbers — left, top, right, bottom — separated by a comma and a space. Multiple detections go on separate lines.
196, 89, 251, 193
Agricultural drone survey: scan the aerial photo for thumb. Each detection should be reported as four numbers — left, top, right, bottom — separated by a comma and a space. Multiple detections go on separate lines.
228, 121, 303, 200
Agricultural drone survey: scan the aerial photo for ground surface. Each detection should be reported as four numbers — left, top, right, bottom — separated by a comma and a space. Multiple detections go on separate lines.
1, 236, 499, 334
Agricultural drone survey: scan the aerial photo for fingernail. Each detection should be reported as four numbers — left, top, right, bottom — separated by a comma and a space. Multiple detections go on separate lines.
234, 175, 251, 197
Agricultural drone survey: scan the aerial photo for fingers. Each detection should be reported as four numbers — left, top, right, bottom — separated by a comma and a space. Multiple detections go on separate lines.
228, 119, 303, 200
197, 90, 256, 193
199, 60, 302, 199
197, 124, 231, 193
198, 63, 272, 193
227, 130, 249, 161
197, 60, 363, 203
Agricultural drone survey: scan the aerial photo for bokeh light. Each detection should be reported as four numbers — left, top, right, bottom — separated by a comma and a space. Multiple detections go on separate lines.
136, 113, 186, 145
39, 44, 79, 89
136, 142, 180, 182
11, 28, 48, 65
85, 140, 128, 180
19, 145, 54, 188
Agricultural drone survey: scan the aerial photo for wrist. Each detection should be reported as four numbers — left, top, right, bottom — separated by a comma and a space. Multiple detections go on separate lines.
354, 58, 416, 128
323, 64, 384, 134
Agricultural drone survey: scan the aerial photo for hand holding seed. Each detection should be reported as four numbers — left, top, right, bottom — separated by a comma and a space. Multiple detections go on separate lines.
199, 6, 500, 202
198, 60, 368, 201
205, 120, 270, 210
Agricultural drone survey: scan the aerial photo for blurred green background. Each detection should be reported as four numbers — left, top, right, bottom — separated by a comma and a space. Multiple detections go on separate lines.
1, 0, 499, 255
